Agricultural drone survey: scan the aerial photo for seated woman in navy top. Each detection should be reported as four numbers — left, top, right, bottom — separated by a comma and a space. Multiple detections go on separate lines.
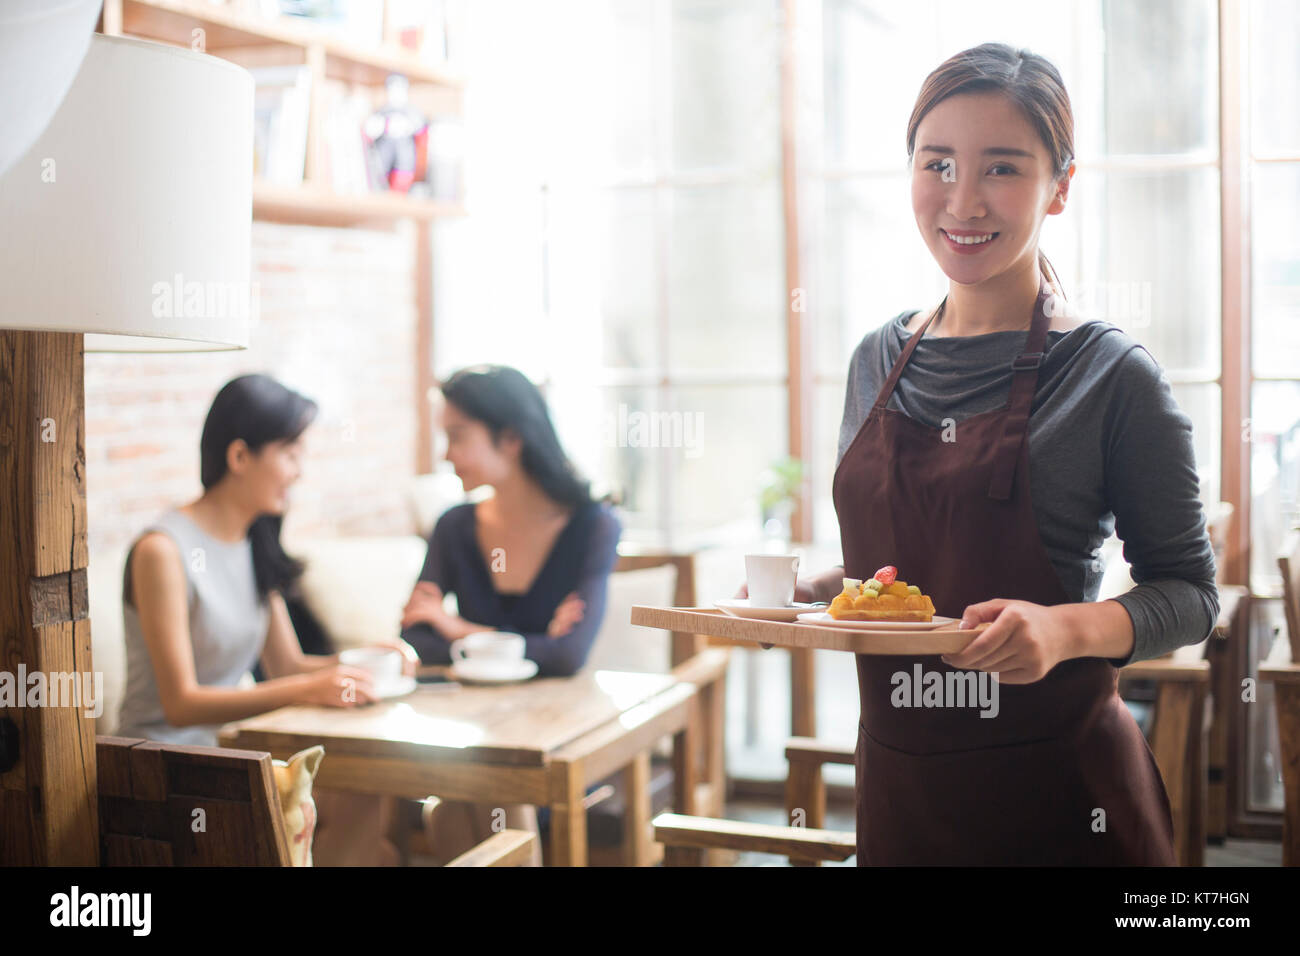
400, 364, 622, 678
397, 365, 620, 864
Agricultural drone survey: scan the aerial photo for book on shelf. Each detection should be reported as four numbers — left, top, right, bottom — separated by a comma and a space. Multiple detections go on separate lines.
319, 81, 387, 195
250, 64, 311, 187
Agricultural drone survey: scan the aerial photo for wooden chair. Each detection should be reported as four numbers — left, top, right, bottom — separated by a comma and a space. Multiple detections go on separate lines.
579, 551, 729, 865
97, 737, 535, 866
1260, 530, 1300, 866
97, 736, 293, 865
655, 812, 855, 866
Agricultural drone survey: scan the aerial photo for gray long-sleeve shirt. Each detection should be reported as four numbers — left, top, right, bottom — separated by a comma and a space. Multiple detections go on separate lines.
835, 310, 1220, 667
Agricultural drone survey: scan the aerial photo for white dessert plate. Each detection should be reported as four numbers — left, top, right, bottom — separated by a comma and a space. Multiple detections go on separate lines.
795, 612, 958, 631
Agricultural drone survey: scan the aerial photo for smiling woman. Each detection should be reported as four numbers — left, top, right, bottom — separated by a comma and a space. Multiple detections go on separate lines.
802, 42, 1221, 867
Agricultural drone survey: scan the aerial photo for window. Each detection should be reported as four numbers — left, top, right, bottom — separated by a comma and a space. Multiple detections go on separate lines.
1248, 0, 1300, 595
434, 0, 788, 549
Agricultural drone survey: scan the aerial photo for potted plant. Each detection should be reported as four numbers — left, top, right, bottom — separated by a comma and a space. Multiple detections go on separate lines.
759, 456, 804, 544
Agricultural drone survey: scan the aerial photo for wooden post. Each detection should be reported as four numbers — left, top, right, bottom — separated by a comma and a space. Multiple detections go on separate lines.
779, 0, 812, 544
0, 331, 98, 865
415, 221, 435, 475
1218, 0, 1251, 588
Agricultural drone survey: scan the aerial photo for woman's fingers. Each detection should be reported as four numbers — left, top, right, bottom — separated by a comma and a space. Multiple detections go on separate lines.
401, 593, 443, 628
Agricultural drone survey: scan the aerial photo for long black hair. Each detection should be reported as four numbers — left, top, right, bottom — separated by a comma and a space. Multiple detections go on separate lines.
199, 373, 318, 600
439, 365, 596, 510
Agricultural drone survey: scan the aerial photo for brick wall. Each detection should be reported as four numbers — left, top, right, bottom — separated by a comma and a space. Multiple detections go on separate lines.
85, 220, 421, 555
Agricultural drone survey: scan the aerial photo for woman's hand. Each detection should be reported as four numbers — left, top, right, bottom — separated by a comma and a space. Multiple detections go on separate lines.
942, 599, 1075, 684
547, 591, 585, 638
363, 637, 420, 676
296, 665, 377, 707
401, 581, 447, 631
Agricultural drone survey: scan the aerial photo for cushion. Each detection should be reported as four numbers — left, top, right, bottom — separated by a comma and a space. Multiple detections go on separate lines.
88, 544, 131, 736
583, 564, 678, 675
291, 535, 429, 651
408, 471, 469, 541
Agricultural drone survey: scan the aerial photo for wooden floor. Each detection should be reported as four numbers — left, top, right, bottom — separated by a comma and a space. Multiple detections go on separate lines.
722, 798, 1284, 867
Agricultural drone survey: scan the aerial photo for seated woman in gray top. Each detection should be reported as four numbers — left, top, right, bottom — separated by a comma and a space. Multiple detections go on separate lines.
119, 373, 416, 865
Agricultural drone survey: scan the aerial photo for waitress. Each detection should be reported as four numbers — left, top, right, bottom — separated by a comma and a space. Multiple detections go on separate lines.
807, 43, 1220, 865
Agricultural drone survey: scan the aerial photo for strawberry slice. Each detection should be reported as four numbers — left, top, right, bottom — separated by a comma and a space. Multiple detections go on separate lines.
874, 565, 898, 585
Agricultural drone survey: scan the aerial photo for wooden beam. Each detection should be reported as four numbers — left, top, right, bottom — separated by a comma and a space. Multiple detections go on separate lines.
415, 221, 435, 475
780, 0, 812, 544
0, 331, 98, 865
1218, 0, 1251, 588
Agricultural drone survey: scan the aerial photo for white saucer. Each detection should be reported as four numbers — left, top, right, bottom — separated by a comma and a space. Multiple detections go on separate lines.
373, 675, 418, 699
450, 658, 539, 685
795, 611, 958, 631
715, 599, 819, 622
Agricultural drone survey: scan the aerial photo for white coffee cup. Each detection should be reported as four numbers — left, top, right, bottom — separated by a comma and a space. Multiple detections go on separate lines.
450, 631, 526, 664
745, 554, 800, 607
338, 647, 403, 685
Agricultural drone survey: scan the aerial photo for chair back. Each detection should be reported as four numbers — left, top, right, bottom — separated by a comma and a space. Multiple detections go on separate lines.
586, 551, 703, 674
96, 736, 292, 866
1280, 530, 1300, 662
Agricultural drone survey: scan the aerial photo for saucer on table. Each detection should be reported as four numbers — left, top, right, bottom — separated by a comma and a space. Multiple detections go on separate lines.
372, 675, 418, 699
450, 658, 539, 684
715, 599, 820, 622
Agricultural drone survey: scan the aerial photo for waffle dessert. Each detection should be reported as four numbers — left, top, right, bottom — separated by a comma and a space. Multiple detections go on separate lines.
828, 565, 935, 621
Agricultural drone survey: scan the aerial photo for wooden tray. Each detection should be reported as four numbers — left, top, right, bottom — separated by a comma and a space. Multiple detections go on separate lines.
631, 606, 988, 655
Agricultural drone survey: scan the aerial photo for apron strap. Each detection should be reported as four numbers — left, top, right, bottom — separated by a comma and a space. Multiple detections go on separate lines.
872, 300, 945, 412
986, 283, 1054, 501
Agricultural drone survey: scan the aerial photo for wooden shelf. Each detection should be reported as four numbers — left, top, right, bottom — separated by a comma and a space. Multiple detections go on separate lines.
119, 0, 463, 88
252, 181, 465, 226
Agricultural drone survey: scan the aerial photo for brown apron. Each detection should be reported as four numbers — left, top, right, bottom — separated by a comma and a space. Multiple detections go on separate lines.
832, 282, 1176, 866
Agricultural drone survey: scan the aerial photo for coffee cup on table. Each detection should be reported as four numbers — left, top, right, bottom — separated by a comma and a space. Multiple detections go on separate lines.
338, 647, 403, 688
745, 554, 800, 607
449, 631, 526, 667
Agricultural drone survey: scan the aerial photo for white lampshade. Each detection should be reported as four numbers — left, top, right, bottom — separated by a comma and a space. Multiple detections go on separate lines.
0, 0, 103, 178
0, 33, 253, 351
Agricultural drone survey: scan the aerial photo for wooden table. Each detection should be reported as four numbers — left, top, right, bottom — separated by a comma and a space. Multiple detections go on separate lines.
218, 668, 698, 866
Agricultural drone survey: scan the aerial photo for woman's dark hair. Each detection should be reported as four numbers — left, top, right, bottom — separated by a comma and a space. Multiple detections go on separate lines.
200, 373, 318, 600
906, 42, 1074, 298
439, 365, 596, 510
